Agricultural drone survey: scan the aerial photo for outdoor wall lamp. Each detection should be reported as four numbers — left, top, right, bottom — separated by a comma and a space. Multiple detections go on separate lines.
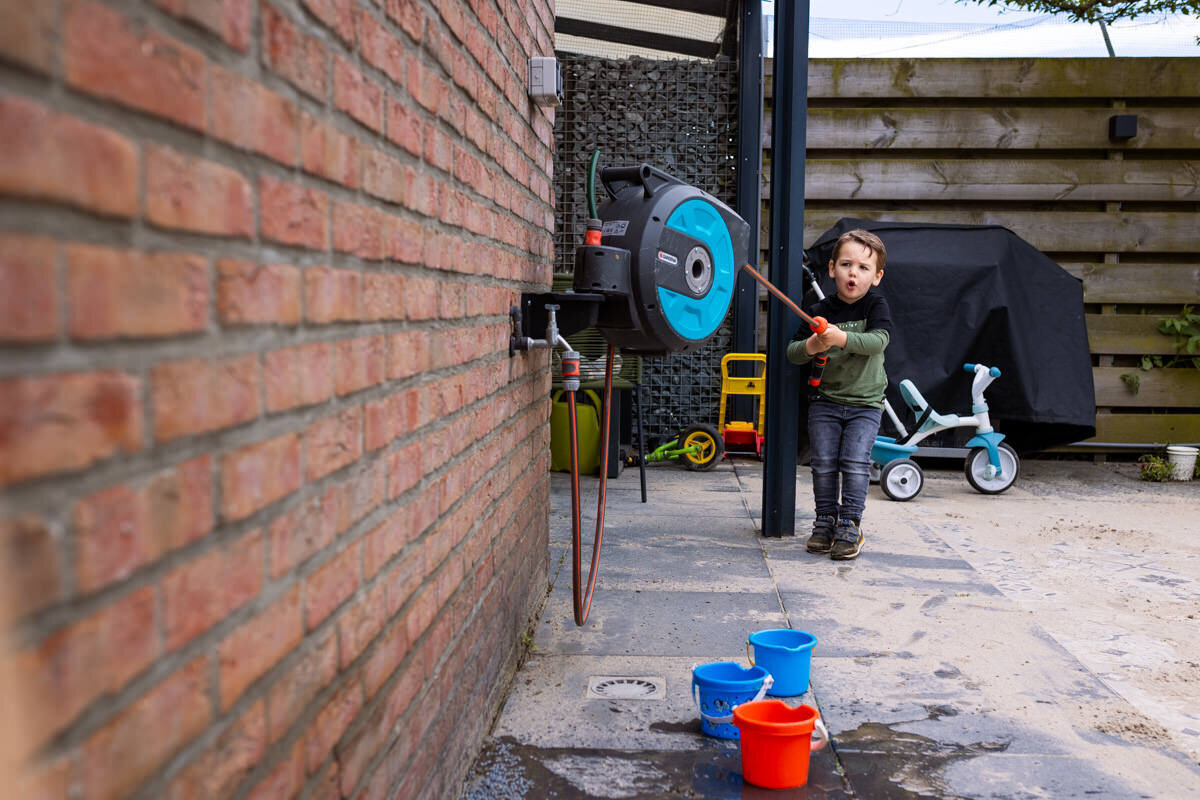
1108, 114, 1138, 141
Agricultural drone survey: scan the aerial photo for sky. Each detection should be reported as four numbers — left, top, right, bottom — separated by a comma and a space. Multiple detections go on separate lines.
764, 0, 1200, 57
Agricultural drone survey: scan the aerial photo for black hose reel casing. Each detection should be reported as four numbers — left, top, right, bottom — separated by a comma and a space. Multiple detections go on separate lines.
573, 164, 751, 356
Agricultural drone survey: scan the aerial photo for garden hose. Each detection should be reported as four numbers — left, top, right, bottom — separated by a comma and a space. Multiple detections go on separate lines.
564, 344, 615, 626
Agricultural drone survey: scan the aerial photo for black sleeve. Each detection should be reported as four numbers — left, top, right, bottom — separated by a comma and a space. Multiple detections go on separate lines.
867, 294, 893, 334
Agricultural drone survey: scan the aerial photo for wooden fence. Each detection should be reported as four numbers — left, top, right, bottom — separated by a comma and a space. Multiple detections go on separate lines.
763, 58, 1200, 448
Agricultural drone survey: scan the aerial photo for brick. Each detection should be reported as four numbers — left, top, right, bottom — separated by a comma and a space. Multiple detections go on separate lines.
304, 267, 361, 323
404, 276, 439, 321
263, 342, 334, 412
338, 580, 386, 668
405, 167, 439, 218
335, 336, 386, 396
334, 55, 383, 132
151, 355, 260, 441
73, 484, 150, 593
216, 259, 302, 325
306, 678, 362, 772
424, 123, 452, 172
384, 96, 423, 156
333, 460, 386, 534
385, 215, 424, 264
0, 515, 61, 625
362, 271, 405, 322
335, 703, 387, 796
64, 0, 206, 130
361, 148, 409, 206
363, 618, 407, 699
267, 628, 337, 742
0, 371, 142, 486
358, 10, 404, 84
145, 145, 254, 238
305, 406, 363, 481
363, 508, 410, 579
218, 585, 303, 709
0, 95, 138, 218
384, 0, 423, 43
267, 486, 340, 578
0, 0, 57, 72
387, 443, 423, 498
13, 587, 158, 760
0, 234, 58, 341
303, 0, 357, 45
387, 330, 431, 380
168, 701, 266, 800
262, 2, 329, 101
407, 54, 445, 114
67, 245, 208, 340
333, 200, 386, 260
245, 738, 305, 800
260, 176, 330, 251
210, 64, 300, 166
305, 543, 360, 628
220, 434, 302, 520
364, 389, 417, 450
162, 529, 262, 650
147, 456, 215, 552
300, 113, 359, 188
152, 0, 253, 52
82, 657, 211, 800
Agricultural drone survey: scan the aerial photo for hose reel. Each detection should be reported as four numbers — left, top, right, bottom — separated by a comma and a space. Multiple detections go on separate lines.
508, 163, 750, 627
511, 163, 751, 357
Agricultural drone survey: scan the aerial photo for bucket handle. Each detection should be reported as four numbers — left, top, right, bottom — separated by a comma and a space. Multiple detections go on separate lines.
746, 640, 753, 666
692, 673, 774, 726
811, 716, 829, 752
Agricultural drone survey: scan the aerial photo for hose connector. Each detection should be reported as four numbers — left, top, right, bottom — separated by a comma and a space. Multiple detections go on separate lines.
561, 349, 581, 392
584, 218, 602, 246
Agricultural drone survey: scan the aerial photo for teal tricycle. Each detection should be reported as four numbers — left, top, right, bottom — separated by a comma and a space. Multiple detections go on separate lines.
871, 363, 1019, 501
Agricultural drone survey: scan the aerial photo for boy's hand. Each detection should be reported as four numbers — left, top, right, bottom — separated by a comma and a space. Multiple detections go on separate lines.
806, 324, 847, 353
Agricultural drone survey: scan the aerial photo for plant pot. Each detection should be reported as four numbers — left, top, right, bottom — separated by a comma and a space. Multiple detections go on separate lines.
1166, 445, 1198, 481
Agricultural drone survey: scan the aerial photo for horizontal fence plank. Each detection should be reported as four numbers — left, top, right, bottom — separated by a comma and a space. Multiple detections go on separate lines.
1087, 314, 1193, 355
786, 210, 1199, 254
1094, 366, 1200, 407
1062, 263, 1200, 304
765, 58, 1200, 100
765, 107, 1200, 151
1085, 413, 1200, 445
769, 159, 1200, 203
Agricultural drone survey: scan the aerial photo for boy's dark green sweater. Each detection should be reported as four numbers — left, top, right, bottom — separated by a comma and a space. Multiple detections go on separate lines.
786, 290, 892, 408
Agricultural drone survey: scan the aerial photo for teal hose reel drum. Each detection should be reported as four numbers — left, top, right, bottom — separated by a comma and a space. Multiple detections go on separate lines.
573, 164, 751, 356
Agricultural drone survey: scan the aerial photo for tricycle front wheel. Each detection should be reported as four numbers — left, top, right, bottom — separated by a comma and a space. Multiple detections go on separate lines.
964, 443, 1019, 494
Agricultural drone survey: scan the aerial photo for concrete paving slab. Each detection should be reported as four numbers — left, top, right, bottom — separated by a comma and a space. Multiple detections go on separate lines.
461, 459, 1200, 799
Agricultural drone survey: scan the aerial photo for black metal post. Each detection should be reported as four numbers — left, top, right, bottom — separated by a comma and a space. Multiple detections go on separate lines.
762, 0, 809, 537
732, 0, 764, 385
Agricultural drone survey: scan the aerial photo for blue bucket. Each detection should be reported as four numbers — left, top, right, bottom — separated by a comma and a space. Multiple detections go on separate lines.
747, 629, 817, 696
691, 662, 773, 739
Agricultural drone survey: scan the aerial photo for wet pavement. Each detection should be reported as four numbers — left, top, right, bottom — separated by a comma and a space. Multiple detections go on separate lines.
460, 459, 1200, 799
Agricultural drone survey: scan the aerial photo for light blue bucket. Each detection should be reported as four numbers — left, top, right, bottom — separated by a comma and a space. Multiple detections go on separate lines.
747, 629, 817, 696
691, 662, 773, 739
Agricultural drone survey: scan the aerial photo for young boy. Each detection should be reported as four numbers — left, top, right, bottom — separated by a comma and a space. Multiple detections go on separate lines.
787, 229, 891, 560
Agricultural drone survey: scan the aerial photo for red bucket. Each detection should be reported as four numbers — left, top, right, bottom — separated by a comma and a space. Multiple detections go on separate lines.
732, 699, 829, 789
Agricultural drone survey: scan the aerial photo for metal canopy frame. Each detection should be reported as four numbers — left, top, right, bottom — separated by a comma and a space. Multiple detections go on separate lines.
555, 0, 740, 60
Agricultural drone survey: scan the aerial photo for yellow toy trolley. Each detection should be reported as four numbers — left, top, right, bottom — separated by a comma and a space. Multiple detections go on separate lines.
719, 353, 766, 458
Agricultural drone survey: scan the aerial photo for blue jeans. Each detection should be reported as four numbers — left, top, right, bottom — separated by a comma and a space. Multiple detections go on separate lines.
807, 398, 882, 523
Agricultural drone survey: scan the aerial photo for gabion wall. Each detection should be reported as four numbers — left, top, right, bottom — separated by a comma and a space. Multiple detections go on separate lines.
553, 54, 740, 445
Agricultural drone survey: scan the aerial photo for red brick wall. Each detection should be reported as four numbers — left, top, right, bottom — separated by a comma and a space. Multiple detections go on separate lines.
0, 1, 556, 798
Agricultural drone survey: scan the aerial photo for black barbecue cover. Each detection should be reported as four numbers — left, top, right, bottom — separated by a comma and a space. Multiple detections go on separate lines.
802, 219, 1096, 452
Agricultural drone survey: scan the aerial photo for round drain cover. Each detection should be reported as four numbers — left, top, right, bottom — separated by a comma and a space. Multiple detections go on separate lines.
590, 678, 659, 699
